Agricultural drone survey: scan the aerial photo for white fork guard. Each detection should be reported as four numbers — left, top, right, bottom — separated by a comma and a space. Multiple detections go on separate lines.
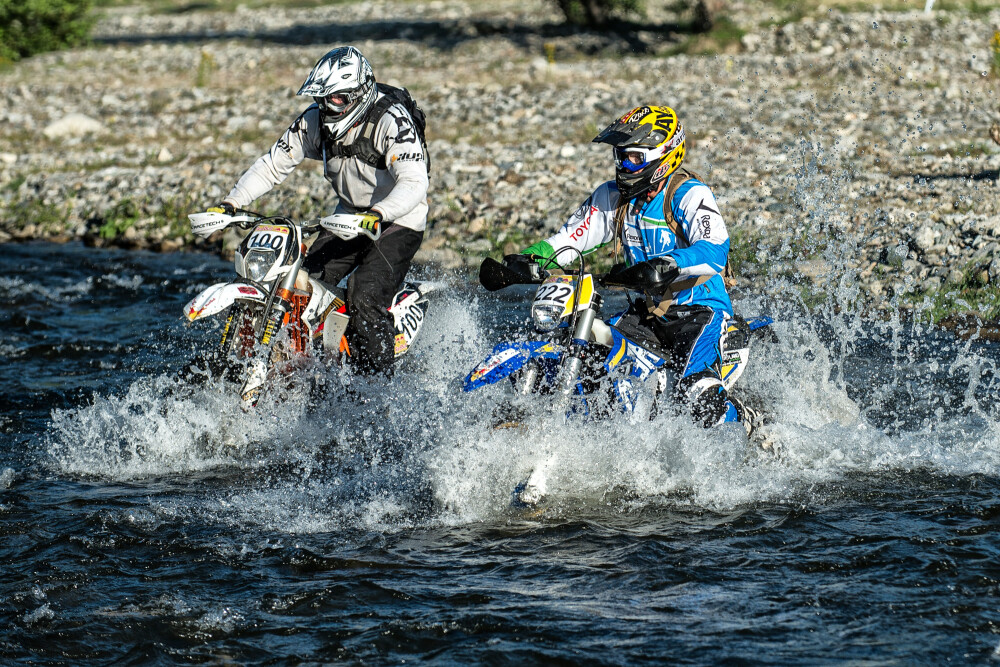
302, 277, 350, 352
184, 282, 266, 322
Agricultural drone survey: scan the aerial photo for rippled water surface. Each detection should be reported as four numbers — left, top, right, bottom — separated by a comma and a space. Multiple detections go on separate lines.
4, 241, 1000, 664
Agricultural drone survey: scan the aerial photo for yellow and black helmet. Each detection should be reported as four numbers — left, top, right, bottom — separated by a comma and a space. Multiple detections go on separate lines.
592, 106, 685, 200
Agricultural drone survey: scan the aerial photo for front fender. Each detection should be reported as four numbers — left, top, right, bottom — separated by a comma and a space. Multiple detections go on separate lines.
463, 340, 562, 391
184, 282, 267, 322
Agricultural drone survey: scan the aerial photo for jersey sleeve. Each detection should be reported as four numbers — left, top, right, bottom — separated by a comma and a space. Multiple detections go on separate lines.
668, 182, 729, 278
223, 106, 323, 208
526, 182, 620, 267
368, 104, 429, 222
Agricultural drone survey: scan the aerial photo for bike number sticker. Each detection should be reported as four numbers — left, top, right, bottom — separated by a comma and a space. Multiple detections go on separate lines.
533, 275, 594, 316
246, 225, 289, 251
393, 299, 425, 355
533, 277, 574, 308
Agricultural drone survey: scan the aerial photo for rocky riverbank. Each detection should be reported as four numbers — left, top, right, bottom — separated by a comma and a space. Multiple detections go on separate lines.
1, 0, 999, 319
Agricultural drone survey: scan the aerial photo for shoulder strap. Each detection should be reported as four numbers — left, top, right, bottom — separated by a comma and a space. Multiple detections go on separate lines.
610, 196, 630, 261
646, 168, 736, 317
324, 94, 395, 169
661, 167, 697, 242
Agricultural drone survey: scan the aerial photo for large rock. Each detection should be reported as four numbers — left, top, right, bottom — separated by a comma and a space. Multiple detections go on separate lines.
42, 113, 104, 139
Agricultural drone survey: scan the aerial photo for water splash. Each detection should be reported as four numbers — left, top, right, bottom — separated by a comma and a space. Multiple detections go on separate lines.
40, 206, 1000, 534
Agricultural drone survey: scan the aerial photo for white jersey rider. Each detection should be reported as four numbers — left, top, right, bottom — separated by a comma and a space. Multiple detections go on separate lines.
208, 45, 428, 375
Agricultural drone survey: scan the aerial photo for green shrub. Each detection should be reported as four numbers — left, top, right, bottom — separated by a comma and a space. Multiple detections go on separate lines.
0, 0, 94, 62
552, 0, 642, 27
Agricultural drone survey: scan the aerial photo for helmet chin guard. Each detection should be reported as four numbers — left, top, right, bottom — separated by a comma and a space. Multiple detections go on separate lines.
593, 105, 686, 200
297, 46, 377, 140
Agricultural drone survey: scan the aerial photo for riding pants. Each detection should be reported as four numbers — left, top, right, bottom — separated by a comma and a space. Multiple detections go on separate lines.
304, 225, 423, 375
613, 303, 745, 427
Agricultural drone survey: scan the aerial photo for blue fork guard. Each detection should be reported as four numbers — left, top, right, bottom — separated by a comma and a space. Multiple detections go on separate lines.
604, 327, 669, 381
463, 340, 562, 391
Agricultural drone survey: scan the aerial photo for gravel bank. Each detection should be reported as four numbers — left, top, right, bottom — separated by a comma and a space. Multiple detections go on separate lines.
1, 0, 999, 317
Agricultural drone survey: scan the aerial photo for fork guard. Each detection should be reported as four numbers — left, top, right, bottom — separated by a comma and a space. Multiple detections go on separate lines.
463, 341, 563, 391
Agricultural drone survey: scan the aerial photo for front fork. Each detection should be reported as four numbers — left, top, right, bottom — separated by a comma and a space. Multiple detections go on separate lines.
553, 299, 600, 414
242, 259, 304, 405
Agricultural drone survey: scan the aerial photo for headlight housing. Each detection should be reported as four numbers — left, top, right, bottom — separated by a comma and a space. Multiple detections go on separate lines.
245, 250, 276, 283
531, 303, 564, 332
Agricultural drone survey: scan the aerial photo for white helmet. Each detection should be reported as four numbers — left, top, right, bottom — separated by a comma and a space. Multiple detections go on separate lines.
297, 46, 376, 140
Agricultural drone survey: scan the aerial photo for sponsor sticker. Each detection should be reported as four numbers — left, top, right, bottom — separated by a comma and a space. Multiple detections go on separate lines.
623, 106, 652, 123
470, 347, 518, 382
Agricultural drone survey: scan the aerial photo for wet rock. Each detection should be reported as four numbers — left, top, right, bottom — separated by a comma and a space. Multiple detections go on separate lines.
913, 226, 935, 251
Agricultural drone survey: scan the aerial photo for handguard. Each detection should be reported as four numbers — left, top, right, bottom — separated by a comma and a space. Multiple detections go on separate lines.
319, 213, 381, 242
600, 261, 677, 292
479, 256, 546, 292
188, 211, 233, 238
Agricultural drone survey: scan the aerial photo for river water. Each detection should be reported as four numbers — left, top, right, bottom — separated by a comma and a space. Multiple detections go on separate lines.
3, 240, 1000, 664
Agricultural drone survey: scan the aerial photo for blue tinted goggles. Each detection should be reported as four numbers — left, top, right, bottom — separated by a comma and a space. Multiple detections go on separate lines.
614, 146, 658, 173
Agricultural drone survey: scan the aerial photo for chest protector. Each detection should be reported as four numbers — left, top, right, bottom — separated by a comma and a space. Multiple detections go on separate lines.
322, 83, 430, 175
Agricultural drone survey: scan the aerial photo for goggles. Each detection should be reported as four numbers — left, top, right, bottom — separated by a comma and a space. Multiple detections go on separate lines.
613, 127, 685, 173
614, 146, 660, 173
315, 89, 361, 115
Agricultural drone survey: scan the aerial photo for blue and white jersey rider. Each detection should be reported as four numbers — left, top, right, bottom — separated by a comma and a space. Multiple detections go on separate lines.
532, 176, 732, 315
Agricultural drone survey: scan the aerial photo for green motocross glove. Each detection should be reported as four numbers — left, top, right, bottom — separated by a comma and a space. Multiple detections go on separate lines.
358, 209, 382, 235
519, 240, 557, 268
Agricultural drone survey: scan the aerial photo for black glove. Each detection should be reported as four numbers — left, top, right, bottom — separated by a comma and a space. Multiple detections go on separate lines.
649, 255, 679, 282
602, 258, 678, 290
207, 201, 235, 216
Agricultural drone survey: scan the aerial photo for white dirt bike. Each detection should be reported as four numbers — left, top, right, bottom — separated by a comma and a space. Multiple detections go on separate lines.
184, 208, 434, 406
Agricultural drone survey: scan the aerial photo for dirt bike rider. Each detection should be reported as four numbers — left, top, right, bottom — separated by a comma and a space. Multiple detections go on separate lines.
504, 105, 758, 435
207, 46, 428, 376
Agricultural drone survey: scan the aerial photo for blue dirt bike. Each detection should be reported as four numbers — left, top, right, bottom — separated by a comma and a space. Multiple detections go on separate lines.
463, 254, 773, 506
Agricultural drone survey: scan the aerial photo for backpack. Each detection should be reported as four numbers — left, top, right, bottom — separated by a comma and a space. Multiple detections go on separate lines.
324, 83, 431, 176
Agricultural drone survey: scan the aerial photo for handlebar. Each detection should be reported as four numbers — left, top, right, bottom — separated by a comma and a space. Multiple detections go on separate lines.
480, 255, 676, 294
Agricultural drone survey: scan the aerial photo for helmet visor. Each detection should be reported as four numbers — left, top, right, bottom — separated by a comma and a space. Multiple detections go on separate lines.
614, 146, 658, 173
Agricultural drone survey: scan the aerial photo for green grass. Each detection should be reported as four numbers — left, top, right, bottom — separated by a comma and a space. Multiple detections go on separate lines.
8, 197, 72, 232
911, 284, 1000, 323
663, 16, 746, 56
194, 50, 216, 88
95, 198, 140, 239
2, 174, 26, 194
